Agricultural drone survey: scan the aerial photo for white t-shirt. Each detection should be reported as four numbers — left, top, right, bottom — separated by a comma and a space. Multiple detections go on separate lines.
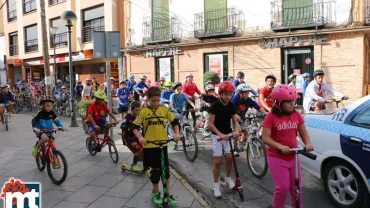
83, 84, 93, 96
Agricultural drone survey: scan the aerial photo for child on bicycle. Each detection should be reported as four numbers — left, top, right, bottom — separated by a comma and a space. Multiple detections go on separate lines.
131, 87, 181, 205
86, 91, 119, 153
116, 80, 131, 120
121, 101, 144, 172
59, 86, 69, 107
261, 84, 314, 208
160, 81, 173, 107
169, 82, 197, 121
208, 81, 240, 198
231, 83, 266, 156
199, 83, 219, 136
0, 85, 15, 119
31, 99, 67, 166
258, 74, 277, 112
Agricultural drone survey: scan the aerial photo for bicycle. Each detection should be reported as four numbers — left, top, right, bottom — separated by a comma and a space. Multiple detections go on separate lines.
332, 96, 349, 108
34, 128, 68, 185
12, 95, 20, 114
194, 108, 210, 139
85, 123, 119, 163
57, 97, 72, 117
166, 110, 198, 162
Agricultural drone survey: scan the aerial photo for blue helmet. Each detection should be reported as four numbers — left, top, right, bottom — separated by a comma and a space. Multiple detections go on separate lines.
303, 72, 310, 78
129, 74, 135, 79
227, 76, 233, 81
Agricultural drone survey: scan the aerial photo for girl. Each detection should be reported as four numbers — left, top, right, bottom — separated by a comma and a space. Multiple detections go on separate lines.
261, 84, 314, 208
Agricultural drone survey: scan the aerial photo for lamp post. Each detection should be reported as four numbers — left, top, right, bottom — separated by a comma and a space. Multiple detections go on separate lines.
49, 27, 58, 84
61, 10, 78, 127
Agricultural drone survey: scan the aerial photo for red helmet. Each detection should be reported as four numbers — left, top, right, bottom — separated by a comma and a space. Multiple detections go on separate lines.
218, 81, 235, 93
271, 84, 297, 104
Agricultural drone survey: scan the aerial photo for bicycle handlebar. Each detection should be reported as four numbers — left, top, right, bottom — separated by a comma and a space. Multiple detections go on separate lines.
278, 147, 317, 160
34, 128, 64, 133
216, 134, 233, 141
146, 139, 175, 145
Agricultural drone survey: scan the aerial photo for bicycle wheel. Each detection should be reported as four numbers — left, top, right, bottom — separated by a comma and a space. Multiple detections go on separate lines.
35, 143, 46, 171
166, 123, 177, 150
183, 128, 198, 162
47, 150, 68, 185
27, 101, 32, 112
85, 137, 97, 156
246, 137, 268, 178
194, 115, 203, 132
107, 142, 119, 163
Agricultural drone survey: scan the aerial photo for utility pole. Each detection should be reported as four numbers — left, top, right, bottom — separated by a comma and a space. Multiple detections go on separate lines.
40, 0, 52, 96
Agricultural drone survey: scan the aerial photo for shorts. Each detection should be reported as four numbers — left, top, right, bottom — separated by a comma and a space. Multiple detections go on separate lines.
143, 147, 169, 173
122, 136, 143, 154
87, 118, 107, 133
118, 106, 129, 113
212, 134, 231, 157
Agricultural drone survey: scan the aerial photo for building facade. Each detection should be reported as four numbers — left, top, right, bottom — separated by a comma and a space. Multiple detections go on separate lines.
2, 0, 129, 86
124, 0, 370, 101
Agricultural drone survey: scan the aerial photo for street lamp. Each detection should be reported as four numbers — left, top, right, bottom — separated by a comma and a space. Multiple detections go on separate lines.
49, 26, 58, 84
61, 10, 78, 127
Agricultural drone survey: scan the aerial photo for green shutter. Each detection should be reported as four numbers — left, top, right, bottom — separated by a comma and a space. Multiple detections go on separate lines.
152, 0, 170, 41
204, 0, 227, 34
283, 0, 313, 26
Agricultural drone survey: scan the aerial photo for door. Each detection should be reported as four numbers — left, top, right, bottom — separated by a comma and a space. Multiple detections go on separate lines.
13, 66, 22, 83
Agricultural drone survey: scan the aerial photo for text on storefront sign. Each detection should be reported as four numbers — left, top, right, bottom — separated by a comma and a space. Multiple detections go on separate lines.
259, 35, 329, 49
142, 47, 182, 57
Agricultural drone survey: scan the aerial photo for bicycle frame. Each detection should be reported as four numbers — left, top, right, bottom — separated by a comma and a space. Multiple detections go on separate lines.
38, 130, 63, 169
92, 124, 115, 150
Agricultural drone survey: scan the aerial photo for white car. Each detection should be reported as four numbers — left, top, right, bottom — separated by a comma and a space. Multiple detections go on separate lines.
301, 95, 370, 208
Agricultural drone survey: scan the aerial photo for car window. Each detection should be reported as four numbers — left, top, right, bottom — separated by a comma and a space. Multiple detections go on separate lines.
352, 104, 370, 127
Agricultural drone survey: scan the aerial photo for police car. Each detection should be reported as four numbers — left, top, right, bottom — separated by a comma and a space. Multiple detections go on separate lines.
301, 95, 370, 208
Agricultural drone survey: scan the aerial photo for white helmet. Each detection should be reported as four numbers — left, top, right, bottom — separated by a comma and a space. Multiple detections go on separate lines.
140, 75, 147, 80
237, 83, 252, 93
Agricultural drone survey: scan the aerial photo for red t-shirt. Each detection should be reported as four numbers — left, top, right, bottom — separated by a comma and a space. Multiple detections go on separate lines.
258, 86, 274, 110
262, 111, 304, 160
85, 102, 110, 124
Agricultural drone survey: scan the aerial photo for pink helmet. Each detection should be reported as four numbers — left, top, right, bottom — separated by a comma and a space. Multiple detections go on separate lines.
186, 73, 193, 77
61, 85, 67, 89
271, 84, 297, 105
86, 78, 92, 81
160, 76, 166, 81
152, 82, 160, 87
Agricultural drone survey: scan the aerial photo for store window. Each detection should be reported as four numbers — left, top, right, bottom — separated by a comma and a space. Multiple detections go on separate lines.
82, 5, 104, 42
155, 57, 174, 82
204, 53, 228, 82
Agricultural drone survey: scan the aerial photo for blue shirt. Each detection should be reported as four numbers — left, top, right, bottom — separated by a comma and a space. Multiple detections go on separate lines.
232, 80, 258, 96
53, 85, 62, 95
116, 88, 131, 107
231, 94, 260, 114
32, 110, 63, 136
0, 92, 14, 104
133, 81, 149, 94
170, 93, 188, 111
127, 80, 136, 92
302, 81, 309, 97
161, 90, 174, 104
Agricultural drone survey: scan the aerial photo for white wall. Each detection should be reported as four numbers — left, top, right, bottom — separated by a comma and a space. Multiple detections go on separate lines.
0, 35, 6, 85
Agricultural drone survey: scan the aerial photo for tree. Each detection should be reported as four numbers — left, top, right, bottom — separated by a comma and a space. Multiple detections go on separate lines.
203, 72, 220, 85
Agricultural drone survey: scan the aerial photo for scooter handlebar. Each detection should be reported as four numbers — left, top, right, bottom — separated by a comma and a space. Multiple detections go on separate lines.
216, 134, 233, 141
278, 147, 317, 160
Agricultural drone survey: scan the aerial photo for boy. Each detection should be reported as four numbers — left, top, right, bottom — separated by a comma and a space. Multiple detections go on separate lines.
31, 99, 67, 167
199, 83, 219, 136
133, 75, 149, 101
258, 74, 276, 112
116, 81, 131, 120
159, 76, 166, 90
121, 101, 143, 172
288, 74, 300, 98
131, 87, 181, 205
59, 86, 69, 107
160, 81, 173, 107
231, 84, 266, 156
169, 82, 197, 121
86, 91, 119, 153
233, 71, 258, 96
208, 81, 240, 198
302, 72, 310, 97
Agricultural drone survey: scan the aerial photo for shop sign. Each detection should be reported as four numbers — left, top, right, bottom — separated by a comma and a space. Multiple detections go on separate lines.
13, 58, 22, 67
259, 35, 329, 49
141, 47, 182, 57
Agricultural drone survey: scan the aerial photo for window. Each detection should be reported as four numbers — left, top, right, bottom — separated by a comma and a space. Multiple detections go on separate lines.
352, 105, 370, 128
7, 0, 17, 22
82, 6, 104, 42
25, 25, 38, 52
9, 32, 18, 56
204, 53, 228, 81
23, 0, 37, 14
50, 18, 68, 48
155, 57, 174, 82
49, 0, 66, 6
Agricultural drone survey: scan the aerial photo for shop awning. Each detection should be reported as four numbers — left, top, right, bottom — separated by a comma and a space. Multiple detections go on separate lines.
25, 52, 93, 66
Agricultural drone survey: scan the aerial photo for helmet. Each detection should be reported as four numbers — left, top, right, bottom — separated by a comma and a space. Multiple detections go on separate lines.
57, 79, 62, 83
160, 76, 166, 81
186, 73, 193, 78
152, 82, 160, 87
288, 74, 297, 81
219, 81, 235, 93
110, 77, 115, 80
172, 82, 182, 90
129, 74, 135, 79
313, 69, 325, 77
204, 83, 215, 91
265, 74, 277, 82
40, 98, 55, 105
205, 80, 213, 85
164, 81, 172, 87
272, 84, 297, 104
140, 75, 147, 80
94, 91, 107, 99
61, 85, 67, 89
236, 71, 245, 78
227, 76, 234, 81
0, 85, 8, 89
237, 83, 252, 93
86, 78, 92, 81
303, 72, 310, 78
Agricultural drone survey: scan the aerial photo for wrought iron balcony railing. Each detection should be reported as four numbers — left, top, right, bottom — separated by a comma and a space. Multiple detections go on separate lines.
366, 1, 370, 25
142, 16, 182, 45
25, 39, 38, 53
194, 8, 244, 39
9, 45, 18, 56
24, 0, 37, 14
271, 0, 336, 31
49, 0, 66, 6
7, 9, 17, 22
82, 24, 105, 42
50, 32, 68, 48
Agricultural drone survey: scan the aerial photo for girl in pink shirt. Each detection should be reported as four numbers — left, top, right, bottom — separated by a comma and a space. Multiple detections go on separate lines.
261, 84, 314, 208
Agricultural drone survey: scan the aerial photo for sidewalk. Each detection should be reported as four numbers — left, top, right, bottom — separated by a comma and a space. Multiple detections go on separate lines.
0, 113, 209, 208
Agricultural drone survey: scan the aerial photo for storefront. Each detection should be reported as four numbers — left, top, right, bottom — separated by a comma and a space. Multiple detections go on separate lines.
125, 29, 370, 100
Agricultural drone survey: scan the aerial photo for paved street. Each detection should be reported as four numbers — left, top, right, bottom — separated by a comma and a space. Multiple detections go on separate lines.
0, 111, 209, 208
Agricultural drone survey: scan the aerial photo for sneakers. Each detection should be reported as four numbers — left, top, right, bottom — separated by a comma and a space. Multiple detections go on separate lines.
131, 164, 142, 172
202, 129, 211, 136
53, 158, 61, 168
152, 192, 163, 205
87, 145, 93, 153
234, 150, 240, 157
168, 195, 177, 205
213, 183, 222, 198
225, 177, 235, 189
242, 142, 248, 151
32, 147, 38, 157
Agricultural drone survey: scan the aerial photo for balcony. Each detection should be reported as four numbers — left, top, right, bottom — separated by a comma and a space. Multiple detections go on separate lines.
9, 45, 18, 56
271, 0, 336, 31
49, 0, 66, 6
24, 0, 37, 14
82, 24, 105, 43
50, 32, 68, 48
25, 39, 38, 53
194, 8, 244, 39
7, 9, 17, 22
142, 17, 182, 45
366, 0, 370, 25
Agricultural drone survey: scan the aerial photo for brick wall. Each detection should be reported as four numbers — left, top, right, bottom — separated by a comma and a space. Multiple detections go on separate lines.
127, 53, 156, 82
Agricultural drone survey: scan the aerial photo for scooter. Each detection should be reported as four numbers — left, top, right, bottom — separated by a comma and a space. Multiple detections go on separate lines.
218, 135, 244, 201
121, 163, 146, 175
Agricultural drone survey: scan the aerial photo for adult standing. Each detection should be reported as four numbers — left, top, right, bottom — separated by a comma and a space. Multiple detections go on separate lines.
182, 73, 201, 123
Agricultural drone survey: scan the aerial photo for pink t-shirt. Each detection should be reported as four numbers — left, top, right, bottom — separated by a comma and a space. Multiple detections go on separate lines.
262, 111, 304, 160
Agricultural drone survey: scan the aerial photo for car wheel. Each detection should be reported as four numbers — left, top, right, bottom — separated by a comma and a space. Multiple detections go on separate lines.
323, 159, 369, 208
